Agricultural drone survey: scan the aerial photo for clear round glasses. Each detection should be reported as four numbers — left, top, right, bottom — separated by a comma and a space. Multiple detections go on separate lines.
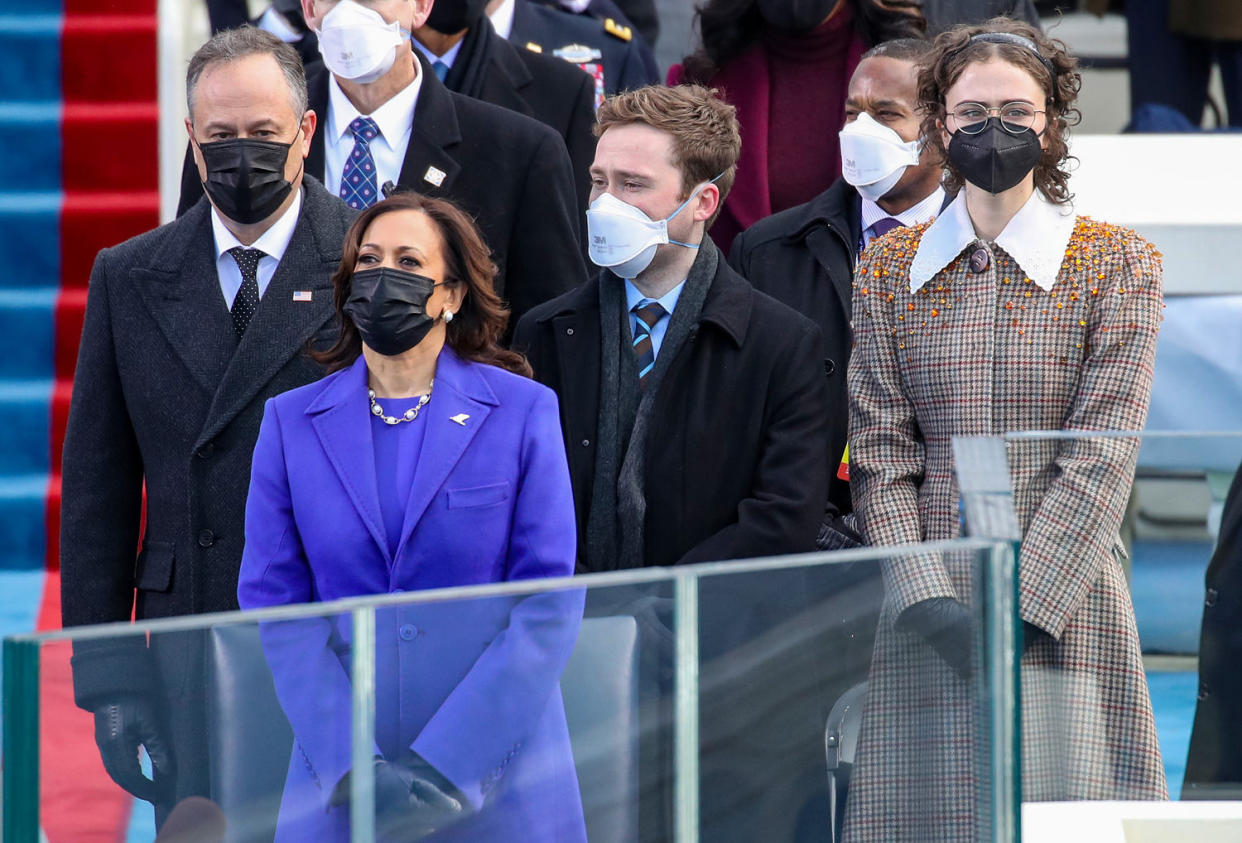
949, 102, 1046, 134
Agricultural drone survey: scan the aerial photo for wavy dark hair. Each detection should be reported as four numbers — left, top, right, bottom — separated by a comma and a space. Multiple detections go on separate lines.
313, 192, 532, 377
917, 18, 1082, 204
681, 0, 925, 83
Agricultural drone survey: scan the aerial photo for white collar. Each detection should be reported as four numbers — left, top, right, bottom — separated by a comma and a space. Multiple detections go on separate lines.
210, 186, 303, 261
488, 0, 517, 40
860, 186, 946, 234
328, 66, 422, 148
909, 189, 1076, 293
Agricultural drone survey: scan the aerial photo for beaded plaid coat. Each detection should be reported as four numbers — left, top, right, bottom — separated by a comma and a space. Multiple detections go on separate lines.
843, 215, 1168, 842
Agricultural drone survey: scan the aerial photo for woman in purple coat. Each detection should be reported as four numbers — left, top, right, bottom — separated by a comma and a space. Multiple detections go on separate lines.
237, 193, 586, 841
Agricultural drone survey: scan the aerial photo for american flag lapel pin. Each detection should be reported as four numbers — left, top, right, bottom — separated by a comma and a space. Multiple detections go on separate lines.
424, 166, 446, 187
292, 290, 313, 302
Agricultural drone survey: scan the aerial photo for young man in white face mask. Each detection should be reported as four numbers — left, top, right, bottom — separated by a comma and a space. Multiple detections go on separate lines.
730, 37, 946, 515
514, 83, 829, 575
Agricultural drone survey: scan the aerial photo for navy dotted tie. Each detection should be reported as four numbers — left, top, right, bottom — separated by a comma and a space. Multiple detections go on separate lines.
228, 246, 263, 338
339, 116, 380, 210
631, 299, 667, 387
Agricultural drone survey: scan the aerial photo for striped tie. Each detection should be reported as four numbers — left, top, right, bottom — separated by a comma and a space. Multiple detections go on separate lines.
631, 299, 666, 386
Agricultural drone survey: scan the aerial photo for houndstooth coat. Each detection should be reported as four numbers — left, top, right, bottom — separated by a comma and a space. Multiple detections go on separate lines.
843, 202, 1168, 842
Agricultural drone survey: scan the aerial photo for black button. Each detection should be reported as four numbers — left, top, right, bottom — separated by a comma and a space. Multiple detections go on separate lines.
195, 442, 214, 459
969, 247, 990, 273
1206, 588, 1219, 607
198, 529, 216, 548
824, 358, 836, 376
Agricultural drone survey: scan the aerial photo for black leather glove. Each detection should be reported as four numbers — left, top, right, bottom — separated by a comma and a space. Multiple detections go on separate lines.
897, 597, 976, 679
92, 697, 175, 803
334, 753, 464, 840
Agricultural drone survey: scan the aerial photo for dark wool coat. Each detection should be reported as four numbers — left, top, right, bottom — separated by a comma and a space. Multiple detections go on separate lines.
60, 177, 355, 808
512, 245, 830, 571
1185, 459, 1242, 797
844, 217, 1168, 842
729, 178, 861, 513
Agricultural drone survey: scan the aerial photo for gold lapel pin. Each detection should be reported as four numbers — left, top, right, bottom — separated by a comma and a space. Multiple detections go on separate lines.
450, 413, 470, 426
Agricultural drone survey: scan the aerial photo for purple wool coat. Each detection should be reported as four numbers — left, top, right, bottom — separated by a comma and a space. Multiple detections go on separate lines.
238, 349, 587, 842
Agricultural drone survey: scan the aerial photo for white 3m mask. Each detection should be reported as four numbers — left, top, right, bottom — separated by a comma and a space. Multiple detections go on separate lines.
316, 0, 410, 84
839, 112, 921, 202
586, 180, 716, 279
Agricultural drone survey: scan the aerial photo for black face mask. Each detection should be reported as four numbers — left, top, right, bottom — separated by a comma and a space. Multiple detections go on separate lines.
344, 267, 441, 356
197, 130, 302, 225
425, 0, 489, 35
755, 0, 838, 31
947, 119, 1043, 195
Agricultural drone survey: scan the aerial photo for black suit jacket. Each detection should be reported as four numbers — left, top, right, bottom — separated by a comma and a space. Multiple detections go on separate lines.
513, 245, 830, 570
179, 57, 586, 330
438, 18, 597, 217
509, 0, 660, 96
728, 178, 860, 513
60, 177, 355, 806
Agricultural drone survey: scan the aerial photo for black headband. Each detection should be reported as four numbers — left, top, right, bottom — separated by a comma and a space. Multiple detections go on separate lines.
962, 32, 1057, 80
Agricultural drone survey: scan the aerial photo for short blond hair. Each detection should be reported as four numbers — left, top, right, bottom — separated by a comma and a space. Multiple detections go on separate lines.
595, 85, 740, 223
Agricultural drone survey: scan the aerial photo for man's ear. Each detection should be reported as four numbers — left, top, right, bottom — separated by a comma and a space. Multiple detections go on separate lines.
410, 0, 436, 30
300, 110, 318, 156
693, 183, 721, 224
187, 117, 207, 180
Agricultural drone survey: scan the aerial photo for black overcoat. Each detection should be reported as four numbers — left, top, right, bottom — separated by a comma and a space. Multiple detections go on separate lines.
179, 56, 586, 330
1186, 460, 1242, 797
60, 177, 355, 808
729, 178, 860, 513
513, 244, 830, 570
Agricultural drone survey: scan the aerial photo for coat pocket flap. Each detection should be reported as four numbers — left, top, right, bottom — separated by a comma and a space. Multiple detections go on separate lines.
447, 482, 511, 509
135, 541, 175, 593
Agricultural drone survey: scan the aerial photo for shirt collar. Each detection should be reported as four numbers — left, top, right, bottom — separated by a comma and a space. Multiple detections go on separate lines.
624, 278, 685, 316
413, 36, 464, 69
210, 186, 303, 261
909, 189, 1076, 293
328, 66, 422, 148
488, 0, 516, 40
860, 186, 946, 235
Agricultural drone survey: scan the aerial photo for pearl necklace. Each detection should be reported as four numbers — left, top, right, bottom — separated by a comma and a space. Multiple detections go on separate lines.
369, 379, 433, 425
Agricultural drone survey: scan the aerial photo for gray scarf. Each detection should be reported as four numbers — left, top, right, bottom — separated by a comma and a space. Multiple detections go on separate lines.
584, 241, 719, 571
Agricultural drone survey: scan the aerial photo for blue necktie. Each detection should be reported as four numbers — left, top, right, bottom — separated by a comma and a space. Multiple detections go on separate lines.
339, 116, 380, 210
869, 216, 902, 240
631, 300, 667, 386
433, 60, 449, 81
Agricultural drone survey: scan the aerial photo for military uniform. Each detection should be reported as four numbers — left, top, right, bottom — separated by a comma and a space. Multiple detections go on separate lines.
506, 0, 659, 102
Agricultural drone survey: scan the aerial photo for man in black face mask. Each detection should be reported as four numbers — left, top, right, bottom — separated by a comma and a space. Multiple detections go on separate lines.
411, 0, 598, 219
60, 27, 356, 829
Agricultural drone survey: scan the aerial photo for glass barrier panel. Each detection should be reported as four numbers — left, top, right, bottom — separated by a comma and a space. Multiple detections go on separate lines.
968, 430, 1242, 839
4, 542, 1015, 843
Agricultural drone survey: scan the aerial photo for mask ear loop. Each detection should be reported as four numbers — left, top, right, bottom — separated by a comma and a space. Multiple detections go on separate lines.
666, 171, 726, 249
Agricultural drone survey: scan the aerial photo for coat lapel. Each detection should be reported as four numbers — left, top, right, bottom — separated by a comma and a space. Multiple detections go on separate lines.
398, 56, 464, 198
306, 66, 331, 184
130, 202, 238, 395
393, 349, 496, 562
196, 182, 343, 448
307, 356, 391, 563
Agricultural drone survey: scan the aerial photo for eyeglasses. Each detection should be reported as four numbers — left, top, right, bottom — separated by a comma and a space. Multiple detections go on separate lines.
948, 101, 1045, 134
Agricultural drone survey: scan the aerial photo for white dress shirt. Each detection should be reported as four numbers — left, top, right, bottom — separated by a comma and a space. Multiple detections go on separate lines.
859, 185, 946, 250
624, 279, 685, 360
210, 187, 303, 309
909, 188, 1077, 293
324, 69, 423, 198
488, 0, 517, 39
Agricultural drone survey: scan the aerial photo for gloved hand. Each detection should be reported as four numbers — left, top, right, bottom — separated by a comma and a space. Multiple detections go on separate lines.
92, 697, 175, 803
897, 597, 976, 679
335, 753, 465, 840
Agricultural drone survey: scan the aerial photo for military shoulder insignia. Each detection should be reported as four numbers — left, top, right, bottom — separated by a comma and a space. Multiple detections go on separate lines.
553, 43, 603, 64
524, 41, 543, 53
604, 17, 632, 41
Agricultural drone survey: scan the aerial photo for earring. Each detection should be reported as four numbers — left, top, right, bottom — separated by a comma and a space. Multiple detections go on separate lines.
442, 310, 454, 323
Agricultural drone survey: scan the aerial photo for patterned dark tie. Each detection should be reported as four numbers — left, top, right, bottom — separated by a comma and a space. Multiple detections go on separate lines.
339, 116, 380, 210
869, 216, 903, 240
631, 299, 667, 386
227, 246, 264, 338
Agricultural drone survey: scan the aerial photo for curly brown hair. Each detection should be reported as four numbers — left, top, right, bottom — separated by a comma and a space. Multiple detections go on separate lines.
312, 192, 532, 377
917, 17, 1081, 204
